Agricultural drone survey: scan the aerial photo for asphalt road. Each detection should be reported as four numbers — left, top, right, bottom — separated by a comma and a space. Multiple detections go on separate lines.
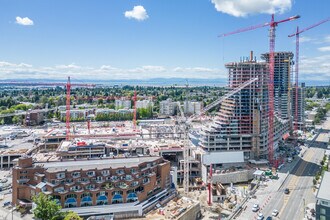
260, 146, 323, 220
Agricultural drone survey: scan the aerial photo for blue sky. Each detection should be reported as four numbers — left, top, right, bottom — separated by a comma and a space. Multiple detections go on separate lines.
0, 0, 329, 84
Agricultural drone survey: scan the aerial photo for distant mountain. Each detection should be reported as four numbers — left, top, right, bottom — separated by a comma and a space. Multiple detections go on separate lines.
0, 77, 327, 87
0, 78, 227, 87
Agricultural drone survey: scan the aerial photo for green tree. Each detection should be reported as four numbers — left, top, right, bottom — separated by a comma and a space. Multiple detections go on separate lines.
32, 193, 62, 220
63, 212, 83, 220
12, 115, 22, 124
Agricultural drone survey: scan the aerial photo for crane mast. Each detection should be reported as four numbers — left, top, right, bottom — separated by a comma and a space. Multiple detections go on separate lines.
288, 17, 330, 132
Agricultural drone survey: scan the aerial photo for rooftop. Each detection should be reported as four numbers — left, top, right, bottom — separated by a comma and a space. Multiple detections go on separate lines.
37, 156, 163, 172
0, 148, 28, 155
317, 171, 330, 201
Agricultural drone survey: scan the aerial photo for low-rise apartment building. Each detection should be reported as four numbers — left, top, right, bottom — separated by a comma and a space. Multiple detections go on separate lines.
12, 156, 171, 215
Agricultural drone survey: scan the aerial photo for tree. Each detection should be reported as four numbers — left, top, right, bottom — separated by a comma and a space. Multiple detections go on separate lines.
63, 212, 83, 220
32, 193, 62, 220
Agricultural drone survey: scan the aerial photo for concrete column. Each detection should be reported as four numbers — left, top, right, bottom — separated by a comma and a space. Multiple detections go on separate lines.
0, 156, 3, 169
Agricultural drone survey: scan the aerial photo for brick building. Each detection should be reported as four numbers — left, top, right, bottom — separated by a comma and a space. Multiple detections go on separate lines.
12, 156, 171, 217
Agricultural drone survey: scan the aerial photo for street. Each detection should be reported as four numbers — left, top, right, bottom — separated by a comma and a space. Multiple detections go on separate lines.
236, 116, 330, 220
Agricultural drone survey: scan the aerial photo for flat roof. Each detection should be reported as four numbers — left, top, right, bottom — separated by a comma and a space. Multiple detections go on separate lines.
39, 156, 162, 172
62, 201, 142, 216
317, 172, 330, 201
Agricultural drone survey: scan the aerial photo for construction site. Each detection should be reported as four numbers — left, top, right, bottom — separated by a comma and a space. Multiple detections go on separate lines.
3, 11, 329, 220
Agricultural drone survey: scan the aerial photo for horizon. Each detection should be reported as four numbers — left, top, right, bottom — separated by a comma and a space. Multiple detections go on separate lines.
0, 1, 329, 84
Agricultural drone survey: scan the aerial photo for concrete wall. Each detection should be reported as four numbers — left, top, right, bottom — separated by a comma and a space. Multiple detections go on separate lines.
211, 169, 255, 184
178, 202, 201, 220
202, 151, 244, 165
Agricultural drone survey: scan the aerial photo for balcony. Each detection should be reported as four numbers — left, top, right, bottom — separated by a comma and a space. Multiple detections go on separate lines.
96, 178, 105, 184
101, 172, 110, 177
118, 183, 128, 189
90, 187, 100, 192
148, 172, 156, 177
80, 179, 90, 185
87, 172, 95, 177
17, 178, 30, 184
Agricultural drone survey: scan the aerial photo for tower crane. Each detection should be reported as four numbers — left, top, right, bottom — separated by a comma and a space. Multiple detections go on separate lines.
219, 14, 300, 165
288, 17, 330, 132
65, 77, 96, 140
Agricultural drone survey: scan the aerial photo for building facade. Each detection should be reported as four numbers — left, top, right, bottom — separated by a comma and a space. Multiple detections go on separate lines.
136, 100, 153, 109
115, 99, 132, 109
291, 82, 306, 131
12, 156, 171, 210
261, 52, 294, 120
184, 101, 202, 115
159, 99, 178, 116
316, 172, 330, 220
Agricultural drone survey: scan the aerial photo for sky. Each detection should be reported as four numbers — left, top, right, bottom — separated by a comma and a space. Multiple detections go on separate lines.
0, 0, 329, 84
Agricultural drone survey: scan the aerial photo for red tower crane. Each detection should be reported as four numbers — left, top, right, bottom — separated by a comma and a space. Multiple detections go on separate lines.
288, 17, 330, 132
133, 90, 137, 130
65, 77, 96, 140
219, 14, 300, 165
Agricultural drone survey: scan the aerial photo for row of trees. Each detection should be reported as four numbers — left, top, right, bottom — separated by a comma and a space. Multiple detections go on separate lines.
313, 106, 329, 124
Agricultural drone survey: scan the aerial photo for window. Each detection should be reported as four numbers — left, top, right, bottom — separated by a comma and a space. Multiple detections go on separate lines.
111, 194, 123, 204
96, 176, 104, 182
130, 181, 139, 187
54, 187, 64, 193
101, 170, 110, 176
320, 208, 326, 215
322, 201, 329, 206
130, 168, 137, 174
86, 171, 95, 177
320, 215, 326, 220
116, 169, 124, 175
64, 198, 77, 208
127, 193, 138, 203
20, 170, 28, 174
56, 172, 65, 179
143, 177, 149, 184
71, 172, 80, 178
111, 191, 123, 196
81, 196, 93, 207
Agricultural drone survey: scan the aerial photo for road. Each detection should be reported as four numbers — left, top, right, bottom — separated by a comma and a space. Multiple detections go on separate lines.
260, 146, 323, 219
236, 116, 330, 220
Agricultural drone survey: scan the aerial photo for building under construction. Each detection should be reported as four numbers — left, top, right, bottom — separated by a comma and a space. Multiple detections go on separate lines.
261, 52, 294, 121
200, 51, 269, 165
291, 82, 306, 131
199, 51, 294, 169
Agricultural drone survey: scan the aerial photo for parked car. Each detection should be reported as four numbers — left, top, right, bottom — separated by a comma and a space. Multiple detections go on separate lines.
257, 213, 264, 220
252, 204, 260, 212
284, 188, 290, 194
272, 209, 279, 216
266, 217, 272, 220
2, 201, 11, 207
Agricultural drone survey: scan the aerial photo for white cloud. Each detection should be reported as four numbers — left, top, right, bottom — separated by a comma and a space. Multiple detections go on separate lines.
124, 6, 149, 21
211, 0, 292, 17
299, 36, 313, 43
0, 61, 225, 80
299, 55, 330, 82
15, 16, 34, 26
318, 46, 330, 52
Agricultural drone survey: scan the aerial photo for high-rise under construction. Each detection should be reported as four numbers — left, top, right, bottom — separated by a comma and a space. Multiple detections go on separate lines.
199, 51, 297, 165
200, 51, 269, 160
